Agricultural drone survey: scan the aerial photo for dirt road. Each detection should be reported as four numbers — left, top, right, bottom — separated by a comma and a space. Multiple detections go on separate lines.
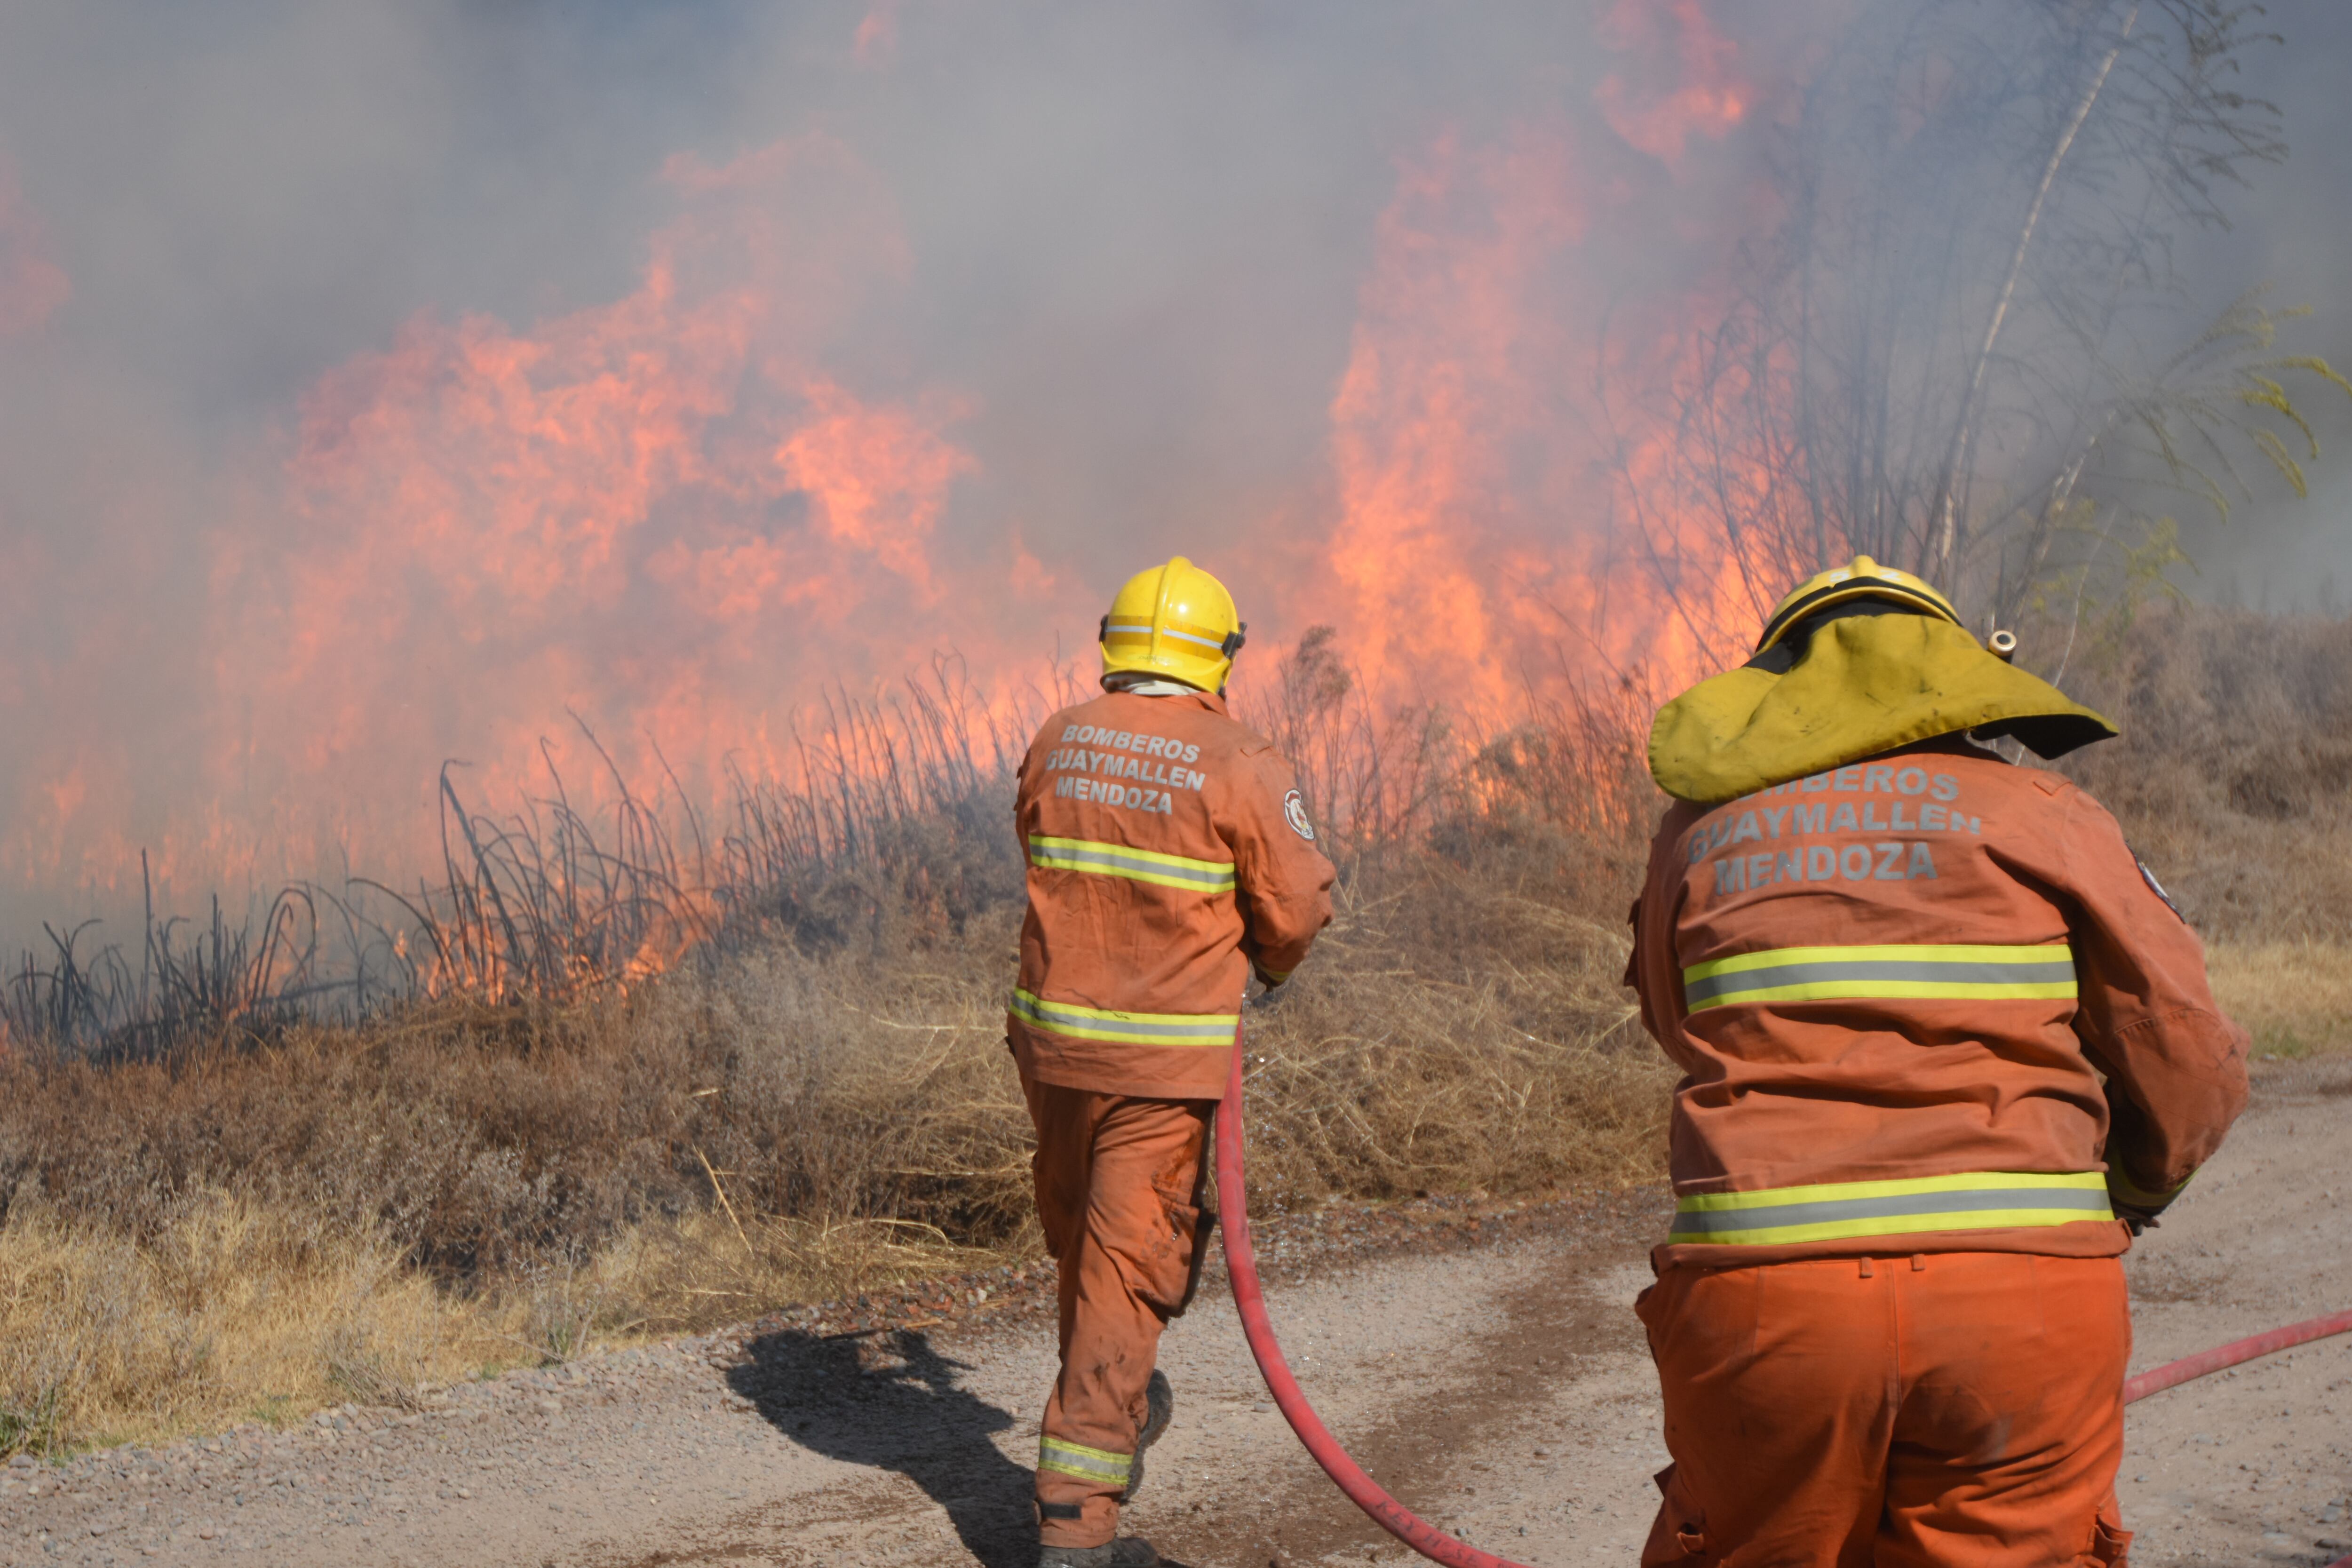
3, 1059, 2344, 1568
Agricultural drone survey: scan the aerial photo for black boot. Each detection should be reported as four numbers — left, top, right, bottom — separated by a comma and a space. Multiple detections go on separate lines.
1038, 1372, 1175, 1567
1122, 1370, 1175, 1502
1038, 1538, 1161, 1568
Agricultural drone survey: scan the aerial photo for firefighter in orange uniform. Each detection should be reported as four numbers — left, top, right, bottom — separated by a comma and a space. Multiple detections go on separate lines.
1013, 557, 1333, 1568
1626, 558, 2248, 1567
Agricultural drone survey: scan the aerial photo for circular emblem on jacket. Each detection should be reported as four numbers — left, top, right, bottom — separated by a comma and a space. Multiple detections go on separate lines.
1283, 788, 1316, 841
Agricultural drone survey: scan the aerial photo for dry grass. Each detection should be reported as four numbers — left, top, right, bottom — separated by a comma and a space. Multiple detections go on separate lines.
2203, 939, 2352, 1060
0, 1195, 503, 1456
9, 598, 2344, 1457
2057, 601, 2352, 941
2050, 600, 2352, 1059
1235, 833, 1669, 1203
0, 923, 1031, 1262
0, 820, 1669, 1454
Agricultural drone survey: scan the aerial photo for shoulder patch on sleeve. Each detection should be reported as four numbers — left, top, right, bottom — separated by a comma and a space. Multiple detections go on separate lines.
2134, 852, 2185, 922
1282, 788, 1317, 842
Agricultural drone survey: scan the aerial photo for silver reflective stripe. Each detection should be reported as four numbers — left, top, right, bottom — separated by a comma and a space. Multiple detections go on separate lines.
1159, 625, 1226, 650
1665, 1170, 2113, 1246
1009, 989, 1240, 1045
1679, 942, 2078, 1013
1669, 1185, 2111, 1235
1039, 1436, 1133, 1484
1032, 841, 1233, 889
1683, 955, 2076, 1007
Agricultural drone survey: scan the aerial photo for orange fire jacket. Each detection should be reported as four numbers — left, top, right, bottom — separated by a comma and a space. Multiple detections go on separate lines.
1008, 687, 1334, 1099
1627, 734, 2248, 1270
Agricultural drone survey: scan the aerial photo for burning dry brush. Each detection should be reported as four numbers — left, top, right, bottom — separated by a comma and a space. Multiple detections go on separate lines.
0, 838, 1669, 1449
17, 604, 2352, 1450
0, 639, 1698, 1447
0, 647, 1667, 1259
0, 659, 1048, 1059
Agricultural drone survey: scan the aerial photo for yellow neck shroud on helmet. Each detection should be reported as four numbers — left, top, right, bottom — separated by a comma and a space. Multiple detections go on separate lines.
1100, 556, 1245, 692
1648, 613, 2115, 805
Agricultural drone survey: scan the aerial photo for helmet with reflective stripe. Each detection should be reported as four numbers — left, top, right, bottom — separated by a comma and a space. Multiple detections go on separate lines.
1756, 554, 1963, 654
1099, 556, 1245, 691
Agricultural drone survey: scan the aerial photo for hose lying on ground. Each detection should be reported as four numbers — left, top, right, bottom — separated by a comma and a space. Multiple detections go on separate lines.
1215, 1049, 2352, 1568
2121, 1306, 2352, 1402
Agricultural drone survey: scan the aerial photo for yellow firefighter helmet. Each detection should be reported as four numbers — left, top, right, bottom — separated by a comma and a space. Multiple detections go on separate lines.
1099, 557, 1245, 691
1755, 554, 1963, 654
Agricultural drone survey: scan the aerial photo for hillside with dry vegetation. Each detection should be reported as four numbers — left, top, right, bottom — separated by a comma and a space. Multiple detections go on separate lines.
0, 602, 2342, 1456
2058, 603, 2352, 1054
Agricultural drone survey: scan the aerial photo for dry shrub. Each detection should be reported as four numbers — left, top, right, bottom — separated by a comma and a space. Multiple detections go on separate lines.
2042, 600, 2352, 1057
2057, 601, 2352, 939
1237, 833, 1669, 1203
0, 1194, 495, 1454
0, 808, 1678, 1450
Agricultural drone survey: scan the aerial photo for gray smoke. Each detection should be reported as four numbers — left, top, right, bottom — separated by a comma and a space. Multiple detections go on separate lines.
0, 0, 2344, 947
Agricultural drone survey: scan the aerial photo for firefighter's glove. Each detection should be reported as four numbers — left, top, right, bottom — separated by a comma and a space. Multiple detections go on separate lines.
2106, 1167, 2189, 1237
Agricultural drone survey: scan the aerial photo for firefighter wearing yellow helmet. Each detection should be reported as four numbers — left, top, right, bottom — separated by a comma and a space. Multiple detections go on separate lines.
1011, 557, 1332, 1567
1649, 553, 2113, 798
1097, 555, 1248, 692
1624, 554, 2245, 1565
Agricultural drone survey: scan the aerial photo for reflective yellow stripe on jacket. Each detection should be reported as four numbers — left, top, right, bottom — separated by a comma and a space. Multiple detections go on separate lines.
1010, 988, 1240, 1048
1038, 1435, 1133, 1485
1669, 1170, 2112, 1246
1027, 834, 1237, 894
1682, 942, 2077, 1012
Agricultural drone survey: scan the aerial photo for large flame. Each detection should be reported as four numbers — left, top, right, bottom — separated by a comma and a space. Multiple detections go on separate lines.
5, 0, 1771, 936
1595, 0, 1750, 167
149, 137, 1073, 908
1319, 124, 1592, 716
1313, 0, 1759, 716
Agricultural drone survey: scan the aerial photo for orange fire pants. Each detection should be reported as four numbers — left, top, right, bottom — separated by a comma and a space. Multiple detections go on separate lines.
1024, 1078, 1215, 1550
1636, 1251, 2133, 1567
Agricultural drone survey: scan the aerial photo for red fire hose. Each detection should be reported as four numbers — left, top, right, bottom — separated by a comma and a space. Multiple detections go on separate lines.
1215, 1050, 2352, 1568
2121, 1306, 2352, 1402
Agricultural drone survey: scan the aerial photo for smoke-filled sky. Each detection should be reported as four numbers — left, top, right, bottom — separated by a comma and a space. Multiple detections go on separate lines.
0, 0, 2346, 936
2179, 1, 2352, 604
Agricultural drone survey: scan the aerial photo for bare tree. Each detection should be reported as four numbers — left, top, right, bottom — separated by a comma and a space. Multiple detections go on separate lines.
1605, 0, 2344, 656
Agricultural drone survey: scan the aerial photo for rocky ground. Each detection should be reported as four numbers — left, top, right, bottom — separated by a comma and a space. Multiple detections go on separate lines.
0, 1058, 2343, 1568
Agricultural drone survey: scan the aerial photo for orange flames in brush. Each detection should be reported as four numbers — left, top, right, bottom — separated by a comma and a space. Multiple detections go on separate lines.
197, 136, 1071, 896
1320, 124, 1594, 716
4, 0, 1764, 934
1315, 0, 1756, 714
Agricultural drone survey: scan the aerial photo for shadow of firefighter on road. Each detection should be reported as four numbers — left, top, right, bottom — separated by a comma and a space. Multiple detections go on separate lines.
728, 1325, 1039, 1568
